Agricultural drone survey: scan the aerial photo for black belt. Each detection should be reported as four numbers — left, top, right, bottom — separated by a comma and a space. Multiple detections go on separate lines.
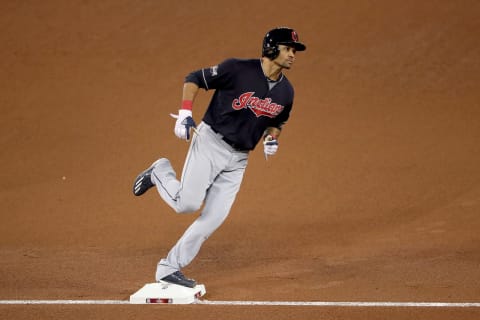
209, 125, 249, 152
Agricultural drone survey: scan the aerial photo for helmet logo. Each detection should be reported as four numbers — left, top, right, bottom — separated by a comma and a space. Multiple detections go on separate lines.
291, 31, 298, 42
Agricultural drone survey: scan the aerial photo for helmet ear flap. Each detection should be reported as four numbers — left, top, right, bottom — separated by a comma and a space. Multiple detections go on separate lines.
262, 33, 279, 59
263, 45, 279, 60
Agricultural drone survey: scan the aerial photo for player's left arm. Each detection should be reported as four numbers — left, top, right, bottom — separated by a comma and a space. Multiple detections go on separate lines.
264, 127, 281, 140
264, 102, 291, 141
263, 103, 290, 158
262, 127, 281, 159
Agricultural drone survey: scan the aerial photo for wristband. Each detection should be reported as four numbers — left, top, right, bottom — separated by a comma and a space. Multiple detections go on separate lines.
181, 100, 193, 110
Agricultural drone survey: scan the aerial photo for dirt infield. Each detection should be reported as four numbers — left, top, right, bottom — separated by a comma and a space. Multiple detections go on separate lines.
1, 0, 480, 319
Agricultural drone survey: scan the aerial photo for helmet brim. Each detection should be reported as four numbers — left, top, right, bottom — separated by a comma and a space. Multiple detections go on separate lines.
278, 41, 306, 51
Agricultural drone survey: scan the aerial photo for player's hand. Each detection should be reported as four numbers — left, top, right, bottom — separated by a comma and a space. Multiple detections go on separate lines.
263, 134, 278, 159
170, 109, 197, 140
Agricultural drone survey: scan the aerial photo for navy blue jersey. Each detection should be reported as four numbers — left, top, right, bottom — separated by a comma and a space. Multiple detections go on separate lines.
185, 58, 295, 151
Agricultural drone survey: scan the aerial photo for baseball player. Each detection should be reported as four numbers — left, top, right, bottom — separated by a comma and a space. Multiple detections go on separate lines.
133, 27, 306, 288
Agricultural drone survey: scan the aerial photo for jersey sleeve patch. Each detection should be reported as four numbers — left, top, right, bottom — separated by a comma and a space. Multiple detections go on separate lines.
210, 65, 218, 76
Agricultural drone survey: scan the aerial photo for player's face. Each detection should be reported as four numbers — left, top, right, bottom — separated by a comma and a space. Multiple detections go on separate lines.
274, 45, 297, 69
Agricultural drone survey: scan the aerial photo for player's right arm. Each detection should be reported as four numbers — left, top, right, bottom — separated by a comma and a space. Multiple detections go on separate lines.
182, 82, 200, 105
172, 59, 235, 140
180, 59, 236, 111
184, 59, 236, 91
171, 82, 200, 141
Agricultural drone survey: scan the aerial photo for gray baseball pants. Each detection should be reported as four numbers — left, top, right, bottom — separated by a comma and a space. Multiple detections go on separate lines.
151, 122, 249, 280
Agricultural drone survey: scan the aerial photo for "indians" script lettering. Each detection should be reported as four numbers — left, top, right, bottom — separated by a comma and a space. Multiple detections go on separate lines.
231, 92, 284, 118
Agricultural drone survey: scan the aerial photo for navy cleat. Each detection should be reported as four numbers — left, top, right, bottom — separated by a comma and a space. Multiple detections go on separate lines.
132, 159, 160, 196
160, 271, 197, 288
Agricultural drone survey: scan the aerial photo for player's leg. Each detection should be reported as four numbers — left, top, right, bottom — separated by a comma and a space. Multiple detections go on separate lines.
151, 124, 214, 213
155, 154, 248, 280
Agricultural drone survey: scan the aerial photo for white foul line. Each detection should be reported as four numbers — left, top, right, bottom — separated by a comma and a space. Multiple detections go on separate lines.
198, 300, 480, 307
1, 300, 480, 307
0, 300, 129, 305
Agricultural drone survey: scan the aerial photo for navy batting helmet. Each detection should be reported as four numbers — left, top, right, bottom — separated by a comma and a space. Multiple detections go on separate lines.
262, 27, 306, 60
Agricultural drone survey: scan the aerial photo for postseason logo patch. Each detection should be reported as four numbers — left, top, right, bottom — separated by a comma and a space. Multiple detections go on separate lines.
231, 92, 284, 118
210, 65, 218, 76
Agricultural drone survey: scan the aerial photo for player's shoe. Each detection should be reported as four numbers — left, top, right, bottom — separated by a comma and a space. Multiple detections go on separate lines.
132, 159, 160, 196
160, 271, 197, 288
